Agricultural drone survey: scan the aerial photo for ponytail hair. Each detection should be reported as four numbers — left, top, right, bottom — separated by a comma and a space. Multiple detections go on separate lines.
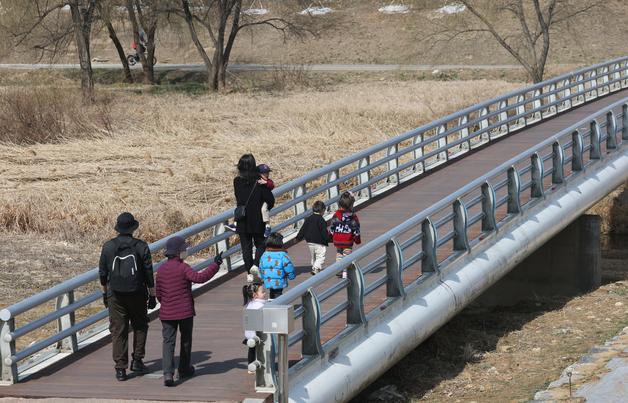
242, 282, 263, 306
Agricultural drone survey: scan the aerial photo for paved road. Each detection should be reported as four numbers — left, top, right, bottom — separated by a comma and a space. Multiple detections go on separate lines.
0, 62, 523, 73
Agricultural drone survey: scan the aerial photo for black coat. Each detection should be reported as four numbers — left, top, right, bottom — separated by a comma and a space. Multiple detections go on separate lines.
98, 234, 154, 294
233, 176, 275, 234
296, 213, 331, 246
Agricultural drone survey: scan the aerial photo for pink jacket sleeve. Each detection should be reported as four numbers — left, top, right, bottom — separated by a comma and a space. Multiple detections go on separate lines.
183, 262, 220, 284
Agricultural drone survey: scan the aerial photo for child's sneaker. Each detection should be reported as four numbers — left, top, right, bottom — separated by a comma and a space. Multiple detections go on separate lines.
225, 223, 237, 232
264, 224, 271, 238
249, 265, 262, 283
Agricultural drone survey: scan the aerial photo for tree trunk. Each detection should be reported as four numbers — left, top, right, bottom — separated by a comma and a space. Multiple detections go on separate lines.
181, 0, 214, 90
211, 47, 223, 91
105, 21, 133, 83
69, 2, 94, 103
143, 20, 157, 84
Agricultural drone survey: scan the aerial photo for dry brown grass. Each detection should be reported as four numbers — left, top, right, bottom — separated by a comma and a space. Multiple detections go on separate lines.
0, 78, 522, 247
0, 87, 113, 145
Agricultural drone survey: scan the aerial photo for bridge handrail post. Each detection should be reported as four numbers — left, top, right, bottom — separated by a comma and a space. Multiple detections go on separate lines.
346, 263, 366, 325
421, 218, 438, 272
1, 318, 17, 383
531, 89, 542, 123
547, 84, 557, 115
277, 332, 289, 403
437, 124, 448, 161
507, 167, 522, 214
357, 158, 371, 200
590, 120, 602, 160
387, 144, 400, 185
481, 182, 497, 231
606, 111, 618, 150
623, 104, 628, 141
499, 100, 508, 135
412, 134, 425, 173
327, 169, 341, 211
301, 288, 323, 357
55, 291, 78, 353
452, 199, 470, 251
530, 153, 545, 198
215, 221, 232, 271
385, 239, 405, 298
552, 141, 565, 185
479, 107, 490, 143
572, 130, 584, 172
292, 185, 307, 231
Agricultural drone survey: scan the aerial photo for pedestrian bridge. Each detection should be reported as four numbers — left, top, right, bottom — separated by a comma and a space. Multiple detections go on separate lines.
2, 57, 628, 402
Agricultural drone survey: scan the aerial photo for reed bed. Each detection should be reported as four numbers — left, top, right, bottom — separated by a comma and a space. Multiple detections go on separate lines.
0, 79, 521, 244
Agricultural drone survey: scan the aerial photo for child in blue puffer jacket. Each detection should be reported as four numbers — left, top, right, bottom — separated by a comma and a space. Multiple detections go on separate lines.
259, 232, 296, 299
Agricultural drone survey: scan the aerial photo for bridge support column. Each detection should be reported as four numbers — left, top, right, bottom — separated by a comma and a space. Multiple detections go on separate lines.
475, 214, 601, 306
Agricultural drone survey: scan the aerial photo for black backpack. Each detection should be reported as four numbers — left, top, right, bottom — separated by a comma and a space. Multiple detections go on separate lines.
109, 238, 144, 293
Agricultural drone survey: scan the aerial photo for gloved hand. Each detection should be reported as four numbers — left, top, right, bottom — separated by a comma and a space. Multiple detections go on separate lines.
147, 296, 157, 309
102, 293, 108, 308
214, 251, 224, 266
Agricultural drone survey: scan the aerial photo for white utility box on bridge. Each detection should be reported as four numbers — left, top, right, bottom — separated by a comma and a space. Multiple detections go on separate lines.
244, 305, 294, 334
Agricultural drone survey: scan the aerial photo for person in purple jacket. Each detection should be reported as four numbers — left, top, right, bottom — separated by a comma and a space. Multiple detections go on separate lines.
156, 236, 223, 387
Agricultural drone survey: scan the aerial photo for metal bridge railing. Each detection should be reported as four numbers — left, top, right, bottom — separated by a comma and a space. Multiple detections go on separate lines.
249, 98, 628, 401
2, 56, 628, 384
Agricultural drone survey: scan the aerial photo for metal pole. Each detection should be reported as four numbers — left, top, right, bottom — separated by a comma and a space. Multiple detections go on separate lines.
277, 333, 289, 403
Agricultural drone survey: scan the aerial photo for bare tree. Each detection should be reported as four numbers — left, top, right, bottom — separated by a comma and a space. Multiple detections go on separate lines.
430, 0, 602, 83
98, 0, 134, 83
175, 0, 305, 91
7, 0, 98, 101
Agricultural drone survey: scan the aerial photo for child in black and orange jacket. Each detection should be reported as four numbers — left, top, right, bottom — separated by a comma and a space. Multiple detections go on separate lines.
330, 192, 361, 278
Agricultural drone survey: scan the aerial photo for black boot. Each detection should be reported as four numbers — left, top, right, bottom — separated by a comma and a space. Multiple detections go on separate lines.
131, 358, 149, 374
178, 366, 195, 379
115, 368, 127, 381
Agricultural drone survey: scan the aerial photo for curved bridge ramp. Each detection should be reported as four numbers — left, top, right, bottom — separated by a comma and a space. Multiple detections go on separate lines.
2, 59, 628, 402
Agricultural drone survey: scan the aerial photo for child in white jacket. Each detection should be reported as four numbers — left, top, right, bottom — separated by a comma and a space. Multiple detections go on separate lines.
243, 283, 266, 373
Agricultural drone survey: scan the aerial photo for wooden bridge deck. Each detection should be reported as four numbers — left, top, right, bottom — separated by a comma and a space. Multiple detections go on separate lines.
3, 89, 628, 402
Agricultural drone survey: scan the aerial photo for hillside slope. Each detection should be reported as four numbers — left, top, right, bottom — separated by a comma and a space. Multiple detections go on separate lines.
2, 0, 627, 67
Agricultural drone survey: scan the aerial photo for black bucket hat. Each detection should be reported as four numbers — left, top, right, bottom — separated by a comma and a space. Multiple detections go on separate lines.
165, 236, 188, 257
114, 212, 139, 234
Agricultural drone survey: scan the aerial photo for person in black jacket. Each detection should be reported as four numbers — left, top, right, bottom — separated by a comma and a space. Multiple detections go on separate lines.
296, 200, 331, 275
233, 154, 275, 278
99, 212, 156, 381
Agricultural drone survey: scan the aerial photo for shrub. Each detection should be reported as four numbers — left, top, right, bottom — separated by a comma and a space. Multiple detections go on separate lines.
0, 87, 112, 144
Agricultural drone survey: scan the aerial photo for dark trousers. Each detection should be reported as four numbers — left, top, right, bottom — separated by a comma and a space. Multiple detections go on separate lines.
161, 317, 194, 375
238, 231, 266, 272
269, 288, 283, 299
248, 346, 256, 365
108, 292, 148, 369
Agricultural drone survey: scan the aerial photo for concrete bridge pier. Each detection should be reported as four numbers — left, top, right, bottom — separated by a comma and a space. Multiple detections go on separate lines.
476, 214, 601, 306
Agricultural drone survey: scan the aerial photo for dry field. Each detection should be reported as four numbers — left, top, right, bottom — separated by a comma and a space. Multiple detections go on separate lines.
0, 76, 522, 307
